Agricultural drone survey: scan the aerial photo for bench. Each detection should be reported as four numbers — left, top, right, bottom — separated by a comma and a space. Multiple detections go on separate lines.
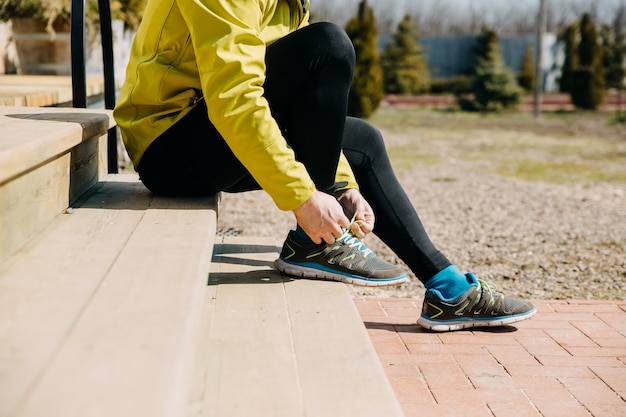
0, 75, 108, 107
0, 105, 404, 416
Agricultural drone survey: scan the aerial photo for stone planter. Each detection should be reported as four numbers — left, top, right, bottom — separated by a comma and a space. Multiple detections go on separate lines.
10, 17, 71, 75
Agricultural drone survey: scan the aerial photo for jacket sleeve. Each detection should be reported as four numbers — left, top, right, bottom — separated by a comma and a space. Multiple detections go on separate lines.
176, 0, 316, 211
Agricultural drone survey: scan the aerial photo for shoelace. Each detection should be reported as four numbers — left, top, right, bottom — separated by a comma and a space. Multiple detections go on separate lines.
472, 277, 501, 312
477, 278, 498, 293
336, 217, 373, 257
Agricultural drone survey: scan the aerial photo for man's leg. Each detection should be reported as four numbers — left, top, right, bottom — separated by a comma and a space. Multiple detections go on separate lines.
136, 22, 354, 197
139, 22, 353, 197
137, 101, 256, 197
341, 117, 536, 331
263, 22, 355, 191
341, 117, 451, 281
265, 23, 408, 286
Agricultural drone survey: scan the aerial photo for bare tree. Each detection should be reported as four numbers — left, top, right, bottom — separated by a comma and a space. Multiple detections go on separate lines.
310, 0, 358, 26
467, 0, 484, 35
371, 0, 407, 35
614, 1, 626, 38
311, 0, 621, 37
493, 3, 537, 35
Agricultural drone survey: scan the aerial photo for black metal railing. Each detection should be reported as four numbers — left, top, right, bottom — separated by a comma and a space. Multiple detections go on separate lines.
70, 0, 118, 173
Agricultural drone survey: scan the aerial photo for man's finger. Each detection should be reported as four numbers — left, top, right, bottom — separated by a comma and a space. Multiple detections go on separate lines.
350, 223, 365, 239
322, 232, 336, 244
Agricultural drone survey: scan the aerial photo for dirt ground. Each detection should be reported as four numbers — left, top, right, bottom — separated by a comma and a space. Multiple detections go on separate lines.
215, 107, 626, 301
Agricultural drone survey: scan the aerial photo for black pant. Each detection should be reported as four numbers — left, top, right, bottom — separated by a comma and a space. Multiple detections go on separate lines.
137, 22, 451, 281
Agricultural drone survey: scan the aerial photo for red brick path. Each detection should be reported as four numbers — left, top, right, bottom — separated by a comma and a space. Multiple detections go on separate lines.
384, 93, 626, 111
354, 298, 626, 417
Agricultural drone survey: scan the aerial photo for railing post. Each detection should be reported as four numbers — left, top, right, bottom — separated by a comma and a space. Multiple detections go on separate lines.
71, 0, 118, 173
98, 0, 119, 173
70, 0, 87, 108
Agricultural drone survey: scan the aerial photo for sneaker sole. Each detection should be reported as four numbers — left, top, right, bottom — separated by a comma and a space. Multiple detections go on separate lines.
417, 307, 537, 332
273, 258, 408, 287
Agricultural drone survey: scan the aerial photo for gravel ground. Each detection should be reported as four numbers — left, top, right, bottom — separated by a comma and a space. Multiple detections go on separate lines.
215, 109, 626, 301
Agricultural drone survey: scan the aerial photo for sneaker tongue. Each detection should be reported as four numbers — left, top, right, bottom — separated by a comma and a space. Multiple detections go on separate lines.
465, 272, 479, 286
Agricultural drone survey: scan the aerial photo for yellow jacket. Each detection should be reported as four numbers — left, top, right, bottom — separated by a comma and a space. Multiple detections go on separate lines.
114, 0, 358, 211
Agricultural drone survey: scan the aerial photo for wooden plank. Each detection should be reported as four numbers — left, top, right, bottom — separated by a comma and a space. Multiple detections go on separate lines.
0, 107, 113, 185
0, 85, 65, 107
202, 236, 304, 417
0, 154, 70, 264
69, 134, 105, 204
0, 176, 153, 417
200, 237, 404, 417
0, 116, 82, 185
0, 75, 106, 107
0, 107, 113, 262
284, 279, 405, 417
13, 188, 218, 417
98, 134, 109, 180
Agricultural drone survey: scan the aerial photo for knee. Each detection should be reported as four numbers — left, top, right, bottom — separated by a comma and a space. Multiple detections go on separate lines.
352, 118, 386, 152
307, 22, 355, 72
343, 118, 389, 167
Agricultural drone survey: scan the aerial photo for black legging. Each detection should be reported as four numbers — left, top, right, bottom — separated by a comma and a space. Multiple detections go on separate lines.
137, 22, 451, 282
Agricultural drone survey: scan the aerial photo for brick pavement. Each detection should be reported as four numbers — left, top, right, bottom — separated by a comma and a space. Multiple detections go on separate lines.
354, 298, 626, 417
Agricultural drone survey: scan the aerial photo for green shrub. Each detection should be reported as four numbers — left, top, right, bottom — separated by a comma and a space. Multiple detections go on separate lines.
345, 0, 384, 118
571, 13, 604, 110
461, 27, 522, 112
381, 14, 429, 95
571, 69, 605, 109
429, 76, 473, 95
559, 22, 578, 93
518, 44, 536, 92
0, 0, 144, 31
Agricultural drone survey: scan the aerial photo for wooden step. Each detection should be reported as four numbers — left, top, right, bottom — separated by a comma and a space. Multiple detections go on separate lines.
0, 75, 107, 107
0, 106, 113, 264
201, 236, 405, 417
0, 174, 218, 417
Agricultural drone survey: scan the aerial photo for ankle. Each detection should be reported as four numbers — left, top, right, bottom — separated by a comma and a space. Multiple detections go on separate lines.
293, 224, 312, 244
424, 265, 473, 301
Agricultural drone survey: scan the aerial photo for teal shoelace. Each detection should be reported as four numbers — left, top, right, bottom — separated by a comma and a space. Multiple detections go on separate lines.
337, 216, 373, 257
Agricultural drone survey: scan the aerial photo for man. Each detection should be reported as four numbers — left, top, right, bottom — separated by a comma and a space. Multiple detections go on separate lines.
114, 0, 536, 331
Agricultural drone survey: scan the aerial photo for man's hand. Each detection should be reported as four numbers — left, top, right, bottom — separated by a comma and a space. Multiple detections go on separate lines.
293, 190, 350, 244
335, 188, 375, 239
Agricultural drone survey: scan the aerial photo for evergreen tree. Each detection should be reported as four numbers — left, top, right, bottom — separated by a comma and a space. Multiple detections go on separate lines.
518, 44, 536, 92
381, 14, 429, 95
571, 13, 605, 110
345, 0, 384, 118
462, 27, 522, 112
600, 24, 626, 92
559, 22, 578, 93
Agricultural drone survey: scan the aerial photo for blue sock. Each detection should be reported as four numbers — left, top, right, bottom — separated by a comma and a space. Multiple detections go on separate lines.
425, 265, 475, 301
293, 224, 312, 244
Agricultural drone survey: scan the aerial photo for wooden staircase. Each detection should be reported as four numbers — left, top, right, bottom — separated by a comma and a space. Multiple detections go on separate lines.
0, 104, 403, 417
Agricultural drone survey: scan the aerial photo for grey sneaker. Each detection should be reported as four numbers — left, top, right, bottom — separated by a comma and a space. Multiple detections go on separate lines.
274, 229, 408, 286
417, 273, 536, 331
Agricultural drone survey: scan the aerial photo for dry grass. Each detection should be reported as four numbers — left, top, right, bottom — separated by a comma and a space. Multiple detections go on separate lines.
372, 106, 626, 185
217, 106, 626, 300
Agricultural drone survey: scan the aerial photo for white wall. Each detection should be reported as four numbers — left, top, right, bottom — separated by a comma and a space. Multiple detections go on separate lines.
86, 20, 133, 83
0, 21, 18, 74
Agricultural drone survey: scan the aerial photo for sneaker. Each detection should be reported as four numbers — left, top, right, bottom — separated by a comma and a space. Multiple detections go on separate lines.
417, 273, 536, 331
274, 229, 408, 286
